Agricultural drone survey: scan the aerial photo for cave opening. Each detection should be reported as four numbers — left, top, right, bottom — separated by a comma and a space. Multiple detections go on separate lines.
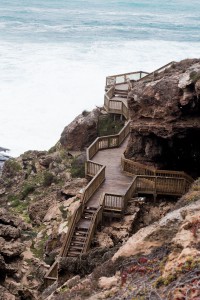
154, 129, 200, 178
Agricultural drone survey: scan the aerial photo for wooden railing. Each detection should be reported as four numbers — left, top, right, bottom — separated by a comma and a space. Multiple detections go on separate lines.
135, 175, 189, 196
44, 203, 83, 285
83, 195, 105, 252
121, 155, 194, 195
106, 71, 149, 87
104, 83, 130, 119
138, 61, 175, 82
82, 166, 105, 205
104, 193, 124, 211
124, 176, 138, 209
60, 204, 83, 257
86, 161, 103, 177
86, 121, 131, 161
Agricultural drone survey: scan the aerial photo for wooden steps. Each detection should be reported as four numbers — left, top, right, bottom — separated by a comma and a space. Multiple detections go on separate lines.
44, 64, 193, 288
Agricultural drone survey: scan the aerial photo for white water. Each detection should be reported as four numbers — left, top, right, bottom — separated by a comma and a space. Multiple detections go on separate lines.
1, 40, 200, 156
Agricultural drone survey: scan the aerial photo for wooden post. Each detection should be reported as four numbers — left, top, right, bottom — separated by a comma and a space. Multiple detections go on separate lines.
154, 177, 157, 202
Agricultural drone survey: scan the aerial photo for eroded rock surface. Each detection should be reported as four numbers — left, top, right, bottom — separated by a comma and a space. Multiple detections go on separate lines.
60, 108, 101, 151
126, 59, 200, 176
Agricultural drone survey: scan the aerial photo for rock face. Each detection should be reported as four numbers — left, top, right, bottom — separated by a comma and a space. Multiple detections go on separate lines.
60, 108, 101, 150
0, 137, 88, 298
0, 209, 33, 298
126, 59, 200, 176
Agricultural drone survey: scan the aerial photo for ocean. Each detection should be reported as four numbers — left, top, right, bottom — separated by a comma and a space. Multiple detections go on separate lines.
0, 0, 200, 156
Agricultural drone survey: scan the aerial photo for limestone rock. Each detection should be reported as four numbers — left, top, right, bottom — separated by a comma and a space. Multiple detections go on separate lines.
126, 59, 200, 175
98, 275, 119, 289
0, 237, 25, 258
0, 224, 21, 239
28, 193, 58, 225
112, 199, 200, 261
61, 178, 87, 197
0, 208, 27, 230
0, 286, 15, 300
96, 232, 114, 248
60, 108, 101, 150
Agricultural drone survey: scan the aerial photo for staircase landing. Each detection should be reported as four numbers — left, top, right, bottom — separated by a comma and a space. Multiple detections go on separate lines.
77, 137, 132, 230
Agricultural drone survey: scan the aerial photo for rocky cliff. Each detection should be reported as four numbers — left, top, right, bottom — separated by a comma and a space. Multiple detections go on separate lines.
60, 109, 101, 151
125, 59, 200, 177
0, 139, 89, 298
0, 59, 200, 300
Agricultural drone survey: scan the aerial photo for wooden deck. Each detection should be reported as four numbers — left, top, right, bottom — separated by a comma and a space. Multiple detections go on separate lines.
44, 63, 193, 286
77, 138, 132, 229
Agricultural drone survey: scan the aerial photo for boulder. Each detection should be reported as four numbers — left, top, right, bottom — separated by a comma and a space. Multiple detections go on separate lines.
60, 108, 101, 150
0, 286, 15, 300
126, 59, 200, 174
98, 275, 119, 290
61, 178, 87, 197
0, 224, 21, 239
112, 199, 200, 261
0, 237, 25, 258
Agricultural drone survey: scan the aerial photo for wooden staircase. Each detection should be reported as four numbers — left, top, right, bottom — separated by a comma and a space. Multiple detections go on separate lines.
67, 207, 97, 257
44, 62, 193, 287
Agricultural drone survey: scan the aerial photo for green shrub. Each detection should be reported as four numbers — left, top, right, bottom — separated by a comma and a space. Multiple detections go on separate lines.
71, 158, 85, 178
20, 184, 35, 199
43, 171, 56, 187
31, 234, 48, 259
3, 159, 22, 177
7, 194, 20, 207
98, 115, 124, 136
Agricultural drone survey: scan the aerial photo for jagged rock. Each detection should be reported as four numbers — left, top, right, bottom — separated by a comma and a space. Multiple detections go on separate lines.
101, 210, 139, 244
98, 275, 119, 290
28, 193, 58, 225
0, 208, 30, 231
62, 275, 81, 289
60, 108, 101, 150
0, 237, 25, 258
195, 79, 200, 96
0, 254, 6, 281
0, 188, 6, 195
39, 155, 54, 168
126, 59, 200, 176
18, 289, 37, 300
112, 199, 200, 261
0, 286, 15, 300
0, 224, 21, 239
59, 246, 120, 277
61, 178, 87, 197
96, 232, 114, 248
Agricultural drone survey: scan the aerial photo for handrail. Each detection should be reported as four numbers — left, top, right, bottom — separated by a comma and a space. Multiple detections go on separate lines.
45, 203, 84, 281
124, 176, 138, 210
106, 71, 149, 87
86, 121, 131, 161
82, 194, 105, 253
60, 204, 83, 257
121, 153, 194, 184
137, 61, 175, 82
104, 77, 130, 119
85, 161, 103, 177
104, 193, 124, 211
82, 166, 105, 206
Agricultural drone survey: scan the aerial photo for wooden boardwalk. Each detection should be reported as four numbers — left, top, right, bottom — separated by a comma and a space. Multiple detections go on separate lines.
77, 138, 132, 230
44, 63, 193, 286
